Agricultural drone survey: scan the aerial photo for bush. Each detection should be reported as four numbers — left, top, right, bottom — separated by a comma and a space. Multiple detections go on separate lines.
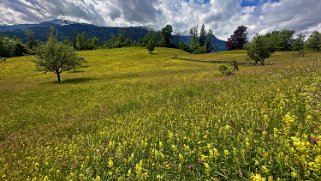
146, 40, 156, 53
193, 46, 207, 54
219, 65, 233, 76
178, 42, 191, 52
229, 60, 239, 71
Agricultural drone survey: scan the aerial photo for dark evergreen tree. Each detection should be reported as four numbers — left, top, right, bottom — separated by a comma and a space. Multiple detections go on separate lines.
14, 43, 27, 56
199, 24, 207, 47
189, 25, 199, 53
76, 33, 87, 50
206, 29, 214, 53
161, 25, 173, 47
189, 25, 213, 54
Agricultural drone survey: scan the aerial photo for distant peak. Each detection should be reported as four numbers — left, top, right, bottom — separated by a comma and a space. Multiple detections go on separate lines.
40, 19, 78, 26
0, 20, 17, 26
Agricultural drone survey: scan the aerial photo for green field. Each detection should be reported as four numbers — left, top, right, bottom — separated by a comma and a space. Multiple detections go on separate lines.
0, 47, 321, 180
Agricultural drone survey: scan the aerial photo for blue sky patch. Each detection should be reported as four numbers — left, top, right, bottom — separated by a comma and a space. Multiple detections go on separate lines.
240, 0, 280, 7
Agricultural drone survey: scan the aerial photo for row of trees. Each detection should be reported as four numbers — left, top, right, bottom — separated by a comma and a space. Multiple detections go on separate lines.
227, 25, 321, 53
1, 24, 215, 57
75, 33, 99, 50
259, 30, 320, 52
0, 36, 28, 58
138, 24, 215, 54
246, 31, 321, 65
188, 24, 213, 54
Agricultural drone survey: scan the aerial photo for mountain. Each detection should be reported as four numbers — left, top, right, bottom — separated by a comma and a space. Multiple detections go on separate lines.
0, 20, 227, 51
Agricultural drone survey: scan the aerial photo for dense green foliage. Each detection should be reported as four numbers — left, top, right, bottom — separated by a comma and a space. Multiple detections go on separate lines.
24, 29, 41, 51
76, 33, 100, 50
264, 30, 295, 51
160, 25, 174, 47
306, 31, 321, 52
140, 31, 161, 47
146, 40, 156, 53
33, 37, 85, 82
0, 36, 28, 57
246, 35, 272, 65
188, 25, 213, 54
292, 34, 305, 51
104, 33, 132, 49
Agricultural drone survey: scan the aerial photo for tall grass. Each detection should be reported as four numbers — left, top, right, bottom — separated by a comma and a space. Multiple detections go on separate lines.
0, 47, 320, 180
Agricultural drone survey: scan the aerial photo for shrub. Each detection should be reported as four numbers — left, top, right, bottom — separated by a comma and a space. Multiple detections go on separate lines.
219, 64, 233, 76
178, 42, 191, 52
146, 40, 156, 53
229, 60, 239, 71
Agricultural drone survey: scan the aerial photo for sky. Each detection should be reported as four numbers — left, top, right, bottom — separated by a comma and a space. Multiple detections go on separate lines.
0, 0, 321, 40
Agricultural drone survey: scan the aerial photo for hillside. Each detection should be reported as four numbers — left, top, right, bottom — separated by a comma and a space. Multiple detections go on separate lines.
0, 20, 227, 52
0, 48, 320, 180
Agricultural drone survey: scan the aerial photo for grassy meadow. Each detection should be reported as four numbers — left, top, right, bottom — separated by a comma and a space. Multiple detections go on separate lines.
0, 47, 321, 180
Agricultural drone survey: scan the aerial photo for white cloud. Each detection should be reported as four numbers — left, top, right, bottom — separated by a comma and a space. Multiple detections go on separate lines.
0, 0, 320, 40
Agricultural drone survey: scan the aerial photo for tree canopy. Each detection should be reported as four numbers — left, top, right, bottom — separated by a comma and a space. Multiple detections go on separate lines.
227, 25, 248, 50
291, 34, 305, 51
306, 31, 321, 52
33, 36, 85, 83
161, 25, 173, 47
188, 24, 213, 54
0, 36, 27, 58
246, 34, 272, 66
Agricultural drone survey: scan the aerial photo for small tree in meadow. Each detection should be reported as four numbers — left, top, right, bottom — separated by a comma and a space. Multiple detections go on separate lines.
33, 36, 85, 83
146, 40, 156, 53
246, 35, 272, 65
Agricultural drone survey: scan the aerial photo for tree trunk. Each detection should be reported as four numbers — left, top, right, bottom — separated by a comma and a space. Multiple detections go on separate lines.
261, 60, 265, 66
57, 73, 61, 83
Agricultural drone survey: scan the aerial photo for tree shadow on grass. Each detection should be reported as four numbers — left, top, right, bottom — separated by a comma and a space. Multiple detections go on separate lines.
60, 77, 96, 84
81, 65, 90, 68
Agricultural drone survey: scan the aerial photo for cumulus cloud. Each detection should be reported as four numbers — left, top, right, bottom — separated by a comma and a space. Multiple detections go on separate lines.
0, 0, 320, 39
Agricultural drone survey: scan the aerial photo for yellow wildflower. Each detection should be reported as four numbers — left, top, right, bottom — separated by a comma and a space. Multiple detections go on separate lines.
108, 158, 114, 168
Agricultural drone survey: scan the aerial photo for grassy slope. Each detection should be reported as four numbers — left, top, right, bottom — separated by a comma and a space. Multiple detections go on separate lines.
0, 47, 320, 180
